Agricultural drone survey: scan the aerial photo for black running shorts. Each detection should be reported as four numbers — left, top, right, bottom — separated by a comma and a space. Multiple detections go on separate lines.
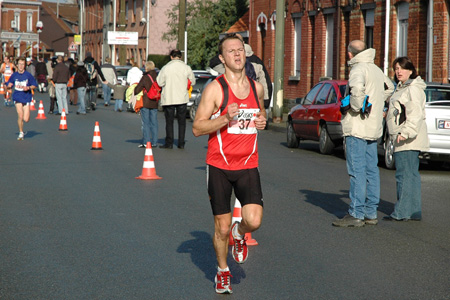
206, 165, 263, 215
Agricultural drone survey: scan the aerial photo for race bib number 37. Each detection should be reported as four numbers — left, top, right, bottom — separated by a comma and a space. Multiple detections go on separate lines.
227, 108, 259, 134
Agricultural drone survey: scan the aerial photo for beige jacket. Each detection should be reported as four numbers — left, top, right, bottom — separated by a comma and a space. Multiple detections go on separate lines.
341, 49, 395, 140
386, 76, 429, 152
156, 59, 195, 106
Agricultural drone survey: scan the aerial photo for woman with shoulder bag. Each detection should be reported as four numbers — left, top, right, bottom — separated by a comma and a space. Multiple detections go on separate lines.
134, 61, 159, 148
74, 61, 89, 115
384, 57, 429, 221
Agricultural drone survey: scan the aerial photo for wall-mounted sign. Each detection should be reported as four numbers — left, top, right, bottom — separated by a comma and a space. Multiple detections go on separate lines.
74, 35, 81, 45
107, 31, 138, 45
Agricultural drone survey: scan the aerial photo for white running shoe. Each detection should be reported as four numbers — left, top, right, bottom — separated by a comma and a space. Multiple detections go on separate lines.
17, 132, 24, 140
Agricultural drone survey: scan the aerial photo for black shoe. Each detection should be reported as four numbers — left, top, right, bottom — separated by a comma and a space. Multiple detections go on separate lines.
159, 144, 173, 149
178, 145, 185, 149
91, 103, 96, 111
383, 215, 407, 221
48, 111, 53, 114
138, 144, 146, 148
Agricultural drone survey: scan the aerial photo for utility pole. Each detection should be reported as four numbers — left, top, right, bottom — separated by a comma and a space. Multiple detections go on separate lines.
272, 0, 286, 123
177, 0, 186, 58
103, 0, 111, 63
119, 0, 126, 65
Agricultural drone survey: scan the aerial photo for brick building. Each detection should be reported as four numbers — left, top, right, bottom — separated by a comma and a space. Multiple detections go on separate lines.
0, 0, 41, 58
81, 0, 177, 65
248, 0, 449, 112
40, 1, 79, 58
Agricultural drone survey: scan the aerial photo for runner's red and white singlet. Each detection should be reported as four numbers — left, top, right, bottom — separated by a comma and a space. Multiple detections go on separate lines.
206, 75, 261, 170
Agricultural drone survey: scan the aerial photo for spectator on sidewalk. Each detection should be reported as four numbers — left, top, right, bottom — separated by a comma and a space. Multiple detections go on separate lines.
52, 55, 70, 115
101, 57, 117, 106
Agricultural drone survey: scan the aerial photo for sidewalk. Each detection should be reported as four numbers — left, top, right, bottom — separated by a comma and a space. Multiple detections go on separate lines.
267, 113, 288, 133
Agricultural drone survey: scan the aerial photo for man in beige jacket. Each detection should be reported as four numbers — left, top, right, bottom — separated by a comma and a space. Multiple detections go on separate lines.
157, 49, 196, 149
333, 40, 394, 227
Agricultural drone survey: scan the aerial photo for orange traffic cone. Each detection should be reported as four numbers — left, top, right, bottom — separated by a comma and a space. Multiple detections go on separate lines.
90, 121, 103, 150
30, 98, 36, 111
35, 100, 47, 119
229, 198, 258, 246
0, 85, 4, 94
59, 109, 68, 131
136, 142, 162, 180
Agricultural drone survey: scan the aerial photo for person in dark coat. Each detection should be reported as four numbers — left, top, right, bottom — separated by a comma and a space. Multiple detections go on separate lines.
35, 56, 48, 93
134, 61, 159, 148
83, 51, 106, 111
52, 55, 70, 114
74, 61, 88, 115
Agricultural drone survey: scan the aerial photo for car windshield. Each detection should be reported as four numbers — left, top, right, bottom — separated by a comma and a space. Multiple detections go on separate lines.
425, 87, 450, 103
116, 68, 130, 77
193, 77, 212, 90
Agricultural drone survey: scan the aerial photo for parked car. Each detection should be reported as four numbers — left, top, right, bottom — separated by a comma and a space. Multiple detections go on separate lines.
380, 82, 450, 169
188, 70, 217, 119
287, 79, 347, 154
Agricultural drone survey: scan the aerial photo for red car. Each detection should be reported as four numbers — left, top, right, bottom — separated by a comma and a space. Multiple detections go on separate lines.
287, 79, 347, 154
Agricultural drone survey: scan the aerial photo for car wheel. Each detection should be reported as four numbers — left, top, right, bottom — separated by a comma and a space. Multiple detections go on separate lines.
319, 125, 335, 154
287, 121, 299, 148
190, 104, 197, 120
384, 137, 395, 170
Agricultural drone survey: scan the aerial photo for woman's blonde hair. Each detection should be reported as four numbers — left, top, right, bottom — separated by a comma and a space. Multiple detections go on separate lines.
145, 61, 155, 71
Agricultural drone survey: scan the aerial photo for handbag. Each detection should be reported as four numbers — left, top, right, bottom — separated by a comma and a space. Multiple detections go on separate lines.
67, 73, 75, 88
134, 94, 143, 113
145, 74, 161, 100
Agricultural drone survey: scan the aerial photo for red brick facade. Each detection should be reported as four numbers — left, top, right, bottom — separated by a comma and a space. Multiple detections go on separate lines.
0, 0, 41, 58
249, 0, 450, 106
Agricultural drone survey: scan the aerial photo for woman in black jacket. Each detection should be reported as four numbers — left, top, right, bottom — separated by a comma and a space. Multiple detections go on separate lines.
74, 62, 88, 115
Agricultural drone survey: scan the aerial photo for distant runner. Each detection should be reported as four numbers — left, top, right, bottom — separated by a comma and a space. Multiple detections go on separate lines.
7, 57, 37, 140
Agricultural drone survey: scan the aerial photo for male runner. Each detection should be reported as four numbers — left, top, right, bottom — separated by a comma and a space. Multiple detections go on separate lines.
7, 57, 37, 140
192, 33, 266, 294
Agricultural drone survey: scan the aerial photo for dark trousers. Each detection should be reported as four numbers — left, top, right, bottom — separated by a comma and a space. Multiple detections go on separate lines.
49, 97, 57, 112
163, 104, 187, 146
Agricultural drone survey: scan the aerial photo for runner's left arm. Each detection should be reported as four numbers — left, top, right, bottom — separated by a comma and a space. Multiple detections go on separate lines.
254, 81, 267, 130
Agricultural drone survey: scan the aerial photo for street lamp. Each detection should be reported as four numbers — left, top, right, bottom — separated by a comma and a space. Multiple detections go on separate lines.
36, 21, 43, 58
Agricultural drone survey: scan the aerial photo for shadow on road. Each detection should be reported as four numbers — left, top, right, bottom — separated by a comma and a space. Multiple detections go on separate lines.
177, 231, 246, 284
24, 130, 42, 139
300, 189, 395, 217
125, 138, 143, 145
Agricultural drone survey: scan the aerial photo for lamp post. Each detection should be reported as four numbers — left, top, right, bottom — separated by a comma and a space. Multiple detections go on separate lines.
36, 21, 43, 58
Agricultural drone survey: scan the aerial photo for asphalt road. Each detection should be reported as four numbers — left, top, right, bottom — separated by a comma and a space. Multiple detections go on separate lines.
1, 93, 449, 299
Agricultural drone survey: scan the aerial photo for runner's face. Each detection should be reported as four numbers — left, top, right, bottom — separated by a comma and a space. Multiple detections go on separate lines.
4, 57, 9, 63
17, 61, 26, 72
220, 39, 245, 71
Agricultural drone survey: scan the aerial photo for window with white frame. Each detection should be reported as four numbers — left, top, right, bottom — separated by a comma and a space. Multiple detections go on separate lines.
364, 9, 374, 48
325, 13, 334, 78
293, 14, 302, 78
397, 2, 409, 57
27, 13, 33, 32
14, 12, 20, 31
142, 0, 146, 19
